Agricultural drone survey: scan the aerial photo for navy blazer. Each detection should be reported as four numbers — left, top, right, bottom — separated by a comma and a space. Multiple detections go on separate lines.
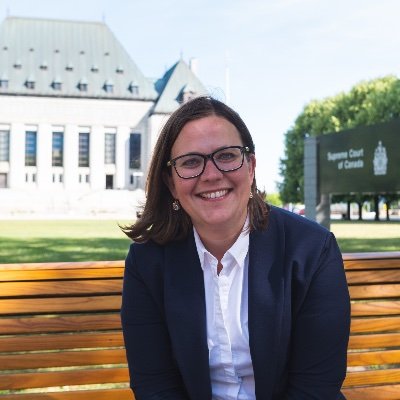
121, 206, 351, 400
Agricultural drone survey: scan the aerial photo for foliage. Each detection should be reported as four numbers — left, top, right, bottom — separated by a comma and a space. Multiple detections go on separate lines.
279, 75, 400, 203
265, 192, 283, 206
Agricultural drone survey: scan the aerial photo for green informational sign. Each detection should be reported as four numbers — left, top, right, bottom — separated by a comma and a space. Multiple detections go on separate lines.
319, 119, 400, 194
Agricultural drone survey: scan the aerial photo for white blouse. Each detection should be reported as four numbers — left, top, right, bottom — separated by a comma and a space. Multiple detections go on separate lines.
193, 222, 255, 400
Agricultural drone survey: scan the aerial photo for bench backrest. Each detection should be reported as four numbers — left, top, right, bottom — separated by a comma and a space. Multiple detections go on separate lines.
0, 252, 399, 399
0, 260, 133, 400
341, 252, 400, 400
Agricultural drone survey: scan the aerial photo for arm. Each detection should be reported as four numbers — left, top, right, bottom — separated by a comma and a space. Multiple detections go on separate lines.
121, 245, 190, 400
285, 233, 351, 400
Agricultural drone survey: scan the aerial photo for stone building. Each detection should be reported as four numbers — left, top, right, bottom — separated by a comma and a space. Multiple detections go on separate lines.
0, 17, 207, 215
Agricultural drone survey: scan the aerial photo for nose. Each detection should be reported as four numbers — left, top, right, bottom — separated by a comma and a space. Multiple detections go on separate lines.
200, 157, 223, 180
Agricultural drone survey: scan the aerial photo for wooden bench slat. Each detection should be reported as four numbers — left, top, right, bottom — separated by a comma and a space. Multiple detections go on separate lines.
342, 384, 400, 400
349, 284, 400, 299
0, 267, 124, 281
0, 261, 124, 271
344, 368, 400, 386
346, 270, 400, 284
0, 388, 134, 400
0, 367, 130, 390
1, 348, 127, 370
0, 314, 121, 334
0, 295, 121, 315
344, 258, 400, 270
347, 349, 400, 366
351, 300, 400, 316
0, 279, 122, 297
0, 331, 124, 352
348, 333, 400, 349
350, 316, 400, 333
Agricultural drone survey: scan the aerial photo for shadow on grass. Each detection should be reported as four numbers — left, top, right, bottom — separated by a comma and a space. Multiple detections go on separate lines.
337, 237, 400, 253
0, 237, 132, 263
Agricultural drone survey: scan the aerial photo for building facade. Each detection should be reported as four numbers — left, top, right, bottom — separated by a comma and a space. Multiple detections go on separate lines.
0, 17, 207, 215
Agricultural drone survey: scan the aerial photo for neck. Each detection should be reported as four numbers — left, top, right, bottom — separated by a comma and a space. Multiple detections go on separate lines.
195, 217, 247, 262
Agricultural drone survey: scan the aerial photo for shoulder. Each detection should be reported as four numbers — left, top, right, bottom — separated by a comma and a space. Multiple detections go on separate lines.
264, 206, 338, 258
268, 205, 329, 236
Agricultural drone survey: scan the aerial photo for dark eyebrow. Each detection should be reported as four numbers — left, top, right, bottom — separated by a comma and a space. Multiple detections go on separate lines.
174, 145, 239, 159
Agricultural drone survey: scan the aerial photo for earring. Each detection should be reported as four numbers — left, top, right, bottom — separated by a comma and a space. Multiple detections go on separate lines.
249, 191, 253, 199
172, 199, 180, 211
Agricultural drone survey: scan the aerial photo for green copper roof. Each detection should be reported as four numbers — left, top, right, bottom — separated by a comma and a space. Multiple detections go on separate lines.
0, 17, 157, 100
152, 59, 208, 114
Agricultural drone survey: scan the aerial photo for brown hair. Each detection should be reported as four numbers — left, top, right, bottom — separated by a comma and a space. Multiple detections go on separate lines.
123, 96, 269, 244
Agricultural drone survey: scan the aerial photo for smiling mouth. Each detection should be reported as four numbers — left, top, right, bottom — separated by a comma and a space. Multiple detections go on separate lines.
199, 189, 229, 199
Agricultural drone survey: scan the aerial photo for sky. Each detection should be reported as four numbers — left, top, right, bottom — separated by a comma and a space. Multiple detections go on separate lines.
1, 0, 399, 193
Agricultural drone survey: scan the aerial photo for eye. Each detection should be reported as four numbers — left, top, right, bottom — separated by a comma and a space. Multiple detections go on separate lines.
176, 155, 203, 169
215, 148, 240, 163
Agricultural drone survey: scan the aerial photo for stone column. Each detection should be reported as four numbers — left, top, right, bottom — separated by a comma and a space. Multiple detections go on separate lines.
116, 126, 130, 189
37, 123, 52, 189
304, 136, 330, 230
90, 125, 105, 190
64, 124, 79, 191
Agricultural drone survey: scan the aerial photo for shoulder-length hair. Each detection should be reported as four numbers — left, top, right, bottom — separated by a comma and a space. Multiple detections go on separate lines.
123, 96, 269, 244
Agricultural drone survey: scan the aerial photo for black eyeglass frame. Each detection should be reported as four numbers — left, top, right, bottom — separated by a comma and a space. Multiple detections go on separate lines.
166, 145, 250, 179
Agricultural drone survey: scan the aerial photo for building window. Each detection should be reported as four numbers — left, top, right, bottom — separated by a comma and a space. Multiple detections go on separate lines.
129, 132, 141, 169
0, 130, 10, 161
78, 82, 88, 92
78, 132, 90, 167
104, 133, 116, 164
25, 80, 35, 89
103, 81, 113, 93
129, 82, 139, 95
25, 131, 37, 166
0, 173, 7, 188
0, 79, 8, 89
52, 132, 64, 166
52, 81, 62, 90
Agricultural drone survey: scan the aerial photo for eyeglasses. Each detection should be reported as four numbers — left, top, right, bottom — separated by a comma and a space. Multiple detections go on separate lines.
167, 145, 250, 179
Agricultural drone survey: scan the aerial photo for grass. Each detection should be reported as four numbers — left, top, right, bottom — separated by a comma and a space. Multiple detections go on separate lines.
0, 220, 132, 263
331, 220, 400, 253
0, 219, 399, 263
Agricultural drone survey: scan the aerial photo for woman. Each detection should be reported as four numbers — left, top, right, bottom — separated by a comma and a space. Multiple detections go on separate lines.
121, 96, 350, 400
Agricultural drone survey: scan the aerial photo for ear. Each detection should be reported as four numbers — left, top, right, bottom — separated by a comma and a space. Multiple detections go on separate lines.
247, 154, 256, 180
162, 171, 177, 199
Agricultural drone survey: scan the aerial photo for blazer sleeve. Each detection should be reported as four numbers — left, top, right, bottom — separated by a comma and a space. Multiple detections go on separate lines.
284, 233, 351, 400
120, 244, 190, 400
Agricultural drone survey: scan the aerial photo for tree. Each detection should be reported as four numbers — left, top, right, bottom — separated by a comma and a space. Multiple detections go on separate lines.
279, 76, 400, 203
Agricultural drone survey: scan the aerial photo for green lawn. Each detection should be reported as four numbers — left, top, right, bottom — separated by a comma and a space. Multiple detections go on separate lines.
0, 219, 132, 263
0, 219, 398, 263
331, 220, 400, 254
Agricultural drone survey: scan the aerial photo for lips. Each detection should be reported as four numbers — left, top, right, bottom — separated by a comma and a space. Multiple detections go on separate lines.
198, 189, 229, 199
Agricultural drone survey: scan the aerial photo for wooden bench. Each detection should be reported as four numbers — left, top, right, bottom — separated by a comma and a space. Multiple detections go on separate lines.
0, 252, 399, 399
0, 261, 134, 400
342, 251, 400, 399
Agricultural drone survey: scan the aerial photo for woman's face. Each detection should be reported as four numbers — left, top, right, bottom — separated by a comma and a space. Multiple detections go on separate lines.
167, 115, 255, 234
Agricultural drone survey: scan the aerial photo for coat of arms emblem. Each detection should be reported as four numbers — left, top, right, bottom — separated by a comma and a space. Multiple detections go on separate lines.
373, 141, 388, 176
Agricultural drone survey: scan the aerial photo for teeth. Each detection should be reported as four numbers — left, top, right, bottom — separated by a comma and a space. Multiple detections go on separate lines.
200, 190, 228, 199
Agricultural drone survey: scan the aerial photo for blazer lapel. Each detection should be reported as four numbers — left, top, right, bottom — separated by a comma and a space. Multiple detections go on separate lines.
248, 227, 285, 399
164, 233, 212, 399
